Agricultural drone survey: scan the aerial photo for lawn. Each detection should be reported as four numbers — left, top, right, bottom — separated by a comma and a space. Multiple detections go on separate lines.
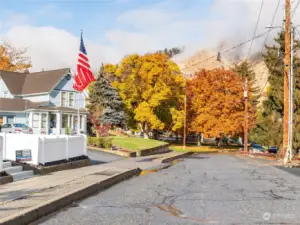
170, 144, 241, 153
112, 136, 167, 151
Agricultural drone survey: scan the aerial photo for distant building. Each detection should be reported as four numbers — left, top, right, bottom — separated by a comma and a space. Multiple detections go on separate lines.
0, 69, 88, 134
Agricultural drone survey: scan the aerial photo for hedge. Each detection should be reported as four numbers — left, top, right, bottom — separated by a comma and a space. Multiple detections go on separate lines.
88, 137, 113, 149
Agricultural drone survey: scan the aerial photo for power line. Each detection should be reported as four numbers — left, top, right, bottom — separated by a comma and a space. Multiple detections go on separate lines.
247, 0, 265, 58
292, 0, 300, 18
260, 0, 282, 54
257, 25, 300, 97
182, 30, 270, 70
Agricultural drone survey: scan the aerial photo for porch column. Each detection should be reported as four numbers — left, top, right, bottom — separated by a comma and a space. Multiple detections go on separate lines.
28, 112, 33, 128
71, 115, 74, 129
56, 112, 62, 135
45, 112, 49, 134
82, 115, 87, 134
0, 136, 3, 169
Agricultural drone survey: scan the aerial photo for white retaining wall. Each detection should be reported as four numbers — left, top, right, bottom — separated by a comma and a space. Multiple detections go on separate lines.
0, 136, 2, 169
0, 133, 87, 166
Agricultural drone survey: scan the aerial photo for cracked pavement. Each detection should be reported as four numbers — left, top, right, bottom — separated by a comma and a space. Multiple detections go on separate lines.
37, 154, 300, 225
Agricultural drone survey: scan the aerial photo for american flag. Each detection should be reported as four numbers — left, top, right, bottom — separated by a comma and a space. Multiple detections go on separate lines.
73, 32, 95, 92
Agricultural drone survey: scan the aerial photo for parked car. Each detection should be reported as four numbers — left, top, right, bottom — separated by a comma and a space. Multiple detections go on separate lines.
1, 123, 33, 134
268, 146, 278, 154
250, 143, 265, 154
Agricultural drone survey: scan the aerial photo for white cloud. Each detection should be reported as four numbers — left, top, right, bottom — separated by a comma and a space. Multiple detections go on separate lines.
0, 26, 120, 72
2, 0, 300, 72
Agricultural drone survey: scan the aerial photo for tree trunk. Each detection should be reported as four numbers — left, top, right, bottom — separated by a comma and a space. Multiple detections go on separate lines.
139, 122, 150, 139
197, 133, 202, 146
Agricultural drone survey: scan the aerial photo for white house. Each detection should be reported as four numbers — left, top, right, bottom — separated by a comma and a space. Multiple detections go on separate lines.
0, 69, 88, 135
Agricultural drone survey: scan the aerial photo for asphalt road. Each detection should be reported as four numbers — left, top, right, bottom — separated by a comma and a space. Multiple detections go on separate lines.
38, 154, 300, 224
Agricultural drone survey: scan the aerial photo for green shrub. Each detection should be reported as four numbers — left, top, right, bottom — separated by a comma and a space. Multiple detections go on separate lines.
103, 137, 113, 149
88, 137, 95, 146
65, 127, 71, 135
95, 138, 102, 148
88, 136, 113, 149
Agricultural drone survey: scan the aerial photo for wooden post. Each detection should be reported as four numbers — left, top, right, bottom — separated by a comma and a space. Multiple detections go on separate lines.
244, 79, 248, 154
283, 0, 291, 159
183, 94, 187, 150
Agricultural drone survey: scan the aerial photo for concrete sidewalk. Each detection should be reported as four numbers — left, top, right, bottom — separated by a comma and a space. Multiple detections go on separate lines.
0, 151, 190, 225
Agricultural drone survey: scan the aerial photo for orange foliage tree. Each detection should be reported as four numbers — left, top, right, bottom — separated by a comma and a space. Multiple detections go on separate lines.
187, 68, 255, 138
0, 42, 31, 72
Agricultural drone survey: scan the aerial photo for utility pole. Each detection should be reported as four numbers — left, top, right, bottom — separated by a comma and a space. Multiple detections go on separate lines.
244, 79, 248, 155
283, 0, 291, 160
285, 26, 294, 163
183, 80, 187, 150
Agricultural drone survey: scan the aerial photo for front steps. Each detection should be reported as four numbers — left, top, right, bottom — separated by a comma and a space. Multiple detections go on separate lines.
2, 162, 34, 182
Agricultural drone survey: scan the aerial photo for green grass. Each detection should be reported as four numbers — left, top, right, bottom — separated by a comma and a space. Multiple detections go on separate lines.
111, 136, 167, 151
170, 144, 241, 153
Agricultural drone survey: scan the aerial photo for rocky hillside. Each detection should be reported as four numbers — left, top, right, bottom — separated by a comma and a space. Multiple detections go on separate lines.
176, 50, 270, 102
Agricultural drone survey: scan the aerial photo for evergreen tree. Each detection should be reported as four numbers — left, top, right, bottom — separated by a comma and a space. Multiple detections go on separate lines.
233, 60, 260, 96
87, 82, 103, 118
249, 31, 300, 150
156, 47, 183, 58
233, 60, 260, 113
88, 65, 126, 127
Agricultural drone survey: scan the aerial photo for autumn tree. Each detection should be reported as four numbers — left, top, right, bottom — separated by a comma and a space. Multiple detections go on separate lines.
187, 69, 255, 138
112, 53, 185, 138
0, 41, 31, 72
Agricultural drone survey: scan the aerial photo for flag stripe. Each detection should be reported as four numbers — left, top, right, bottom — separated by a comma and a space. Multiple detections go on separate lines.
78, 58, 90, 69
79, 53, 88, 61
73, 33, 95, 92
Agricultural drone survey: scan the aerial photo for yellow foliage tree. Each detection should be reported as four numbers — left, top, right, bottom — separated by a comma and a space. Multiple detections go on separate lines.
113, 53, 185, 138
0, 41, 31, 72
187, 69, 255, 138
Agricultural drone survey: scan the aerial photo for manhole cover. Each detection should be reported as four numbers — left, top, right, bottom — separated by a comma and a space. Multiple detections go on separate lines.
94, 170, 118, 176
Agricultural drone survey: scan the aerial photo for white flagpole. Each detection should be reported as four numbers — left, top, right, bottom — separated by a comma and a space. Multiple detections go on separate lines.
77, 92, 80, 135
70, 69, 80, 136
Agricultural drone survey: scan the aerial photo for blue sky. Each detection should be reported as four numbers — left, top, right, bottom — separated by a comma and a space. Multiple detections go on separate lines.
1, 0, 212, 41
0, 0, 291, 72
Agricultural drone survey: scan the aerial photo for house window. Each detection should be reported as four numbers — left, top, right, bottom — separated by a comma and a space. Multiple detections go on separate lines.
32, 113, 39, 128
41, 114, 47, 128
50, 114, 56, 128
62, 114, 68, 128
61, 92, 67, 107
69, 93, 75, 107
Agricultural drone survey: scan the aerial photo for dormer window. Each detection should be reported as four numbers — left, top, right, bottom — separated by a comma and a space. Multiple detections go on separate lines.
61, 92, 67, 107
69, 93, 75, 107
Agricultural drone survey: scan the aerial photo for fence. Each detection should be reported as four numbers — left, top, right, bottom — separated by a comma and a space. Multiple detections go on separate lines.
0, 133, 87, 166
0, 137, 2, 169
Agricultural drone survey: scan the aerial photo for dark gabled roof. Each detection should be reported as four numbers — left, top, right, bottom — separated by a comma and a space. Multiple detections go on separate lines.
0, 98, 87, 113
0, 68, 70, 95
0, 98, 47, 111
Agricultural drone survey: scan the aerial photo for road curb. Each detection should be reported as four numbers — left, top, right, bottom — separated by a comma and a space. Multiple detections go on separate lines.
88, 146, 136, 157
160, 152, 193, 163
0, 168, 138, 225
